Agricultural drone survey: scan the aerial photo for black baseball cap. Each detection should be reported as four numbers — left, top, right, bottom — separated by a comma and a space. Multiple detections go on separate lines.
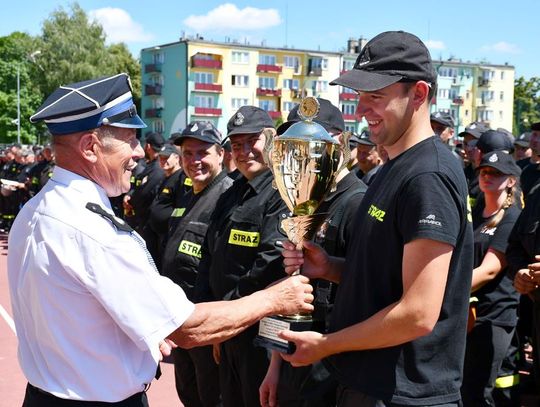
459, 122, 489, 139
476, 129, 514, 154
515, 132, 532, 148
353, 129, 375, 147
174, 121, 222, 146
227, 106, 274, 137
531, 122, 540, 131
330, 31, 437, 92
158, 144, 179, 157
276, 98, 345, 135
144, 132, 166, 151
478, 151, 521, 177
430, 112, 455, 129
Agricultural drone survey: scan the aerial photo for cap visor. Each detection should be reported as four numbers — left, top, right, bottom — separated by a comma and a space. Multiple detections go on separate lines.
108, 114, 147, 129
174, 134, 216, 146
514, 141, 530, 148
227, 127, 263, 137
330, 70, 402, 92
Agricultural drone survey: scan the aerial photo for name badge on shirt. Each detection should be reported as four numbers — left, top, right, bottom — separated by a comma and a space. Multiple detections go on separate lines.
228, 229, 260, 247
184, 178, 193, 186
178, 240, 202, 258
171, 208, 186, 217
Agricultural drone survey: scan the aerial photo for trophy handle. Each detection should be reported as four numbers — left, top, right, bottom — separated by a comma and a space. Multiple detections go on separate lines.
330, 131, 352, 192
262, 128, 278, 190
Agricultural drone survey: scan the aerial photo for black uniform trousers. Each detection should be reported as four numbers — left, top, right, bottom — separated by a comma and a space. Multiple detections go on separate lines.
219, 325, 270, 407
172, 346, 221, 407
336, 386, 461, 407
462, 323, 514, 406
23, 383, 148, 407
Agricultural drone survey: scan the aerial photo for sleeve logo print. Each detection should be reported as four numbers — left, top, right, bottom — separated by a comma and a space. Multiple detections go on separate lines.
418, 214, 442, 227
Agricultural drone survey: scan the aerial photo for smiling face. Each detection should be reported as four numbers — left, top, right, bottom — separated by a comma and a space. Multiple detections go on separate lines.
229, 131, 269, 180
93, 127, 144, 197
180, 138, 223, 193
355, 82, 416, 150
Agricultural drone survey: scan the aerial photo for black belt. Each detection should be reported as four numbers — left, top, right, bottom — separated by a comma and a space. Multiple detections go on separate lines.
24, 383, 148, 407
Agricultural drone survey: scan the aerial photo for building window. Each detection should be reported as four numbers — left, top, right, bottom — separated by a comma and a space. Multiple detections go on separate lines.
345, 124, 356, 132
439, 67, 458, 77
154, 120, 164, 133
308, 57, 328, 72
465, 109, 469, 117
284, 56, 299, 68
341, 103, 356, 115
151, 74, 163, 86
500, 91, 504, 101
153, 52, 164, 64
283, 79, 299, 90
232, 98, 249, 109
478, 110, 493, 122
449, 89, 458, 100
340, 86, 356, 94
232, 75, 249, 87
499, 111, 504, 119
194, 95, 214, 108
466, 90, 471, 99
481, 70, 495, 80
283, 101, 296, 111
342, 60, 355, 71
232, 51, 249, 64
259, 100, 276, 111
437, 89, 449, 99
500, 71, 505, 80
259, 77, 276, 89
312, 80, 328, 93
259, 54, 277, 65
481, 91, 494, 103
194, 72, 214, 84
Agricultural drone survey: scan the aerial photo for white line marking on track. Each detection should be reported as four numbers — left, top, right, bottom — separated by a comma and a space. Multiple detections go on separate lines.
0, 303, 16, 335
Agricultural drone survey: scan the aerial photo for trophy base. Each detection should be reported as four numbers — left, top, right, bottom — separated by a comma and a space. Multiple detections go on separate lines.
254, 314, 323, 354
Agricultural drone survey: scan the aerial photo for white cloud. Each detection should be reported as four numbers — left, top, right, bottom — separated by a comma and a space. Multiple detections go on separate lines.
89, 7, 154, 43
184, 3, 281, 31
480, 41, 520, 54
425, 40, 446, 50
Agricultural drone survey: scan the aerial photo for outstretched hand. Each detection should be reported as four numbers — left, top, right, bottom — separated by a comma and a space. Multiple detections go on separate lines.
279, 329, 328, 367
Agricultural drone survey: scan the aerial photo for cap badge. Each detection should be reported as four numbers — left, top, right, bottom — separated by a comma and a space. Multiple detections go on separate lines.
191, 123, 199, 133
470, 124, 477, 129
489, 154, 499, 163
356, 47, 371, 67
234, 112, 244, 126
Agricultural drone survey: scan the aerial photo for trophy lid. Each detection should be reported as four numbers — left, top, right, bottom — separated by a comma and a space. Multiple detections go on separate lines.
279, 97, 339, 144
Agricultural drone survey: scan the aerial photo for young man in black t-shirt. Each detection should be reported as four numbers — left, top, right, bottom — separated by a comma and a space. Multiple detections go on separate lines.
280, 31, 473, 406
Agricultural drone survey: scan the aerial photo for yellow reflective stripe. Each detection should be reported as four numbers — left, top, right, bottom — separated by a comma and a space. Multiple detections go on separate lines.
171, 208, 186, 217
136, 180, 142, 186
495, 374, 519, 388
162, 187, 170, 194
184, 178, 193, 186
178, 240, 202, 258
228, 229, 260, 247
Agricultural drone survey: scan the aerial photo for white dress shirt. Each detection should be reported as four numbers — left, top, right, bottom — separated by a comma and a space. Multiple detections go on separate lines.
8, 166, 195, 402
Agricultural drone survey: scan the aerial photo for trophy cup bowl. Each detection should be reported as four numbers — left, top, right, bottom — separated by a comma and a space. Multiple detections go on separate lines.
254, 98, 350, 354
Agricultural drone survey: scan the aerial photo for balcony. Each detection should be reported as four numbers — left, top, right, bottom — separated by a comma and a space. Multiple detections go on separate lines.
267, 111, 282, 119
478, 77, 491, 87
343, 114, 356, 121
307, 67, 323, 76
256, 64, 282, 73
191, 56, 222, 69
194, 83, 222, 93
145, 108, 163, 118
452, 97, 464, 105
194, 107, 222, 116
290, 89, 306, 99
145, 84, 162, 96
145, 63, 162, 73
257, 88, 282, 97
339, 93, 358, 101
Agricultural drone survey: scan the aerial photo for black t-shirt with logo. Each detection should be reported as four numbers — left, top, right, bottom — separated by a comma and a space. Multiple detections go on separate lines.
520, 162, 540, 200
471, 203, 521, 326
326, 136, 473, 404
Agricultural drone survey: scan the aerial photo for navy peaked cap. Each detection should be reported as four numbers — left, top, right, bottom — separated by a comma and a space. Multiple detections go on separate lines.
30, 73, 146, 135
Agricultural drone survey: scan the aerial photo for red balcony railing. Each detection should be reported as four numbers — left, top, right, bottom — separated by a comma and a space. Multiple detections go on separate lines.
339, 93, 358, 101
194, 83, 223, 92
267, 111, 282, 119
194, 107, 222, 116
145, 108, 163, 118
343, 114, 357, 121
191, 57, 222, 69
256, 64, 282, 73
256, 88, 282, 97
145, 63, 162, 73
145, 85, 162, 96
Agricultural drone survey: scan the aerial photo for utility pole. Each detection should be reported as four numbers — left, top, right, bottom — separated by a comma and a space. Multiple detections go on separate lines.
17, 65, 21, 144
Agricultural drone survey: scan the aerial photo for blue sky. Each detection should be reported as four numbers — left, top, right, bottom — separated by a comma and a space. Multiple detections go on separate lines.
2, 0, 539, 79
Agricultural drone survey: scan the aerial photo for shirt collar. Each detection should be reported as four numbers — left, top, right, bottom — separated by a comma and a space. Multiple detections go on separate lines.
247, 169, 272, 194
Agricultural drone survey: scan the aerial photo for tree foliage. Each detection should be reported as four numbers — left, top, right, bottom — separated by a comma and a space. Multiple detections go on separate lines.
0, 2, 141, 144
514, 76, 540, 135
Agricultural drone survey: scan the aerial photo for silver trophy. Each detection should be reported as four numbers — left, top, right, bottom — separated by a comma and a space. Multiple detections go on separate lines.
255, 97, 350, 353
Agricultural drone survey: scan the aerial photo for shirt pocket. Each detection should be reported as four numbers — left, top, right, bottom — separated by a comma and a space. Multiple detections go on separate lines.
225, 210, 262, 262
175, 221, 208, 283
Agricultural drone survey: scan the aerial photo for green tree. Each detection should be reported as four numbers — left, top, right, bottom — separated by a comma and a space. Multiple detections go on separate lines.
514, 76, 540, 135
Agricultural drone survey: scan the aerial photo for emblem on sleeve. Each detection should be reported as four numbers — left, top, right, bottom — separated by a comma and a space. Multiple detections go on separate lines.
418, 214, 442, 227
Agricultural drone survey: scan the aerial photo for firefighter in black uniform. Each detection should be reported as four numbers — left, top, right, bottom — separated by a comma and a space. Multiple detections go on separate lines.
194, 106, 287, 407
519, 122, 540, 201
123, 132, 165, 237
461, 122, 489, 208
260, 99, 367, 407
162, 121, 233, 407
145, 143, 182, 270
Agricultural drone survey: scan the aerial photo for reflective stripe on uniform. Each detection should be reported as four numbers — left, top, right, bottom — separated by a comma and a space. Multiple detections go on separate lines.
228, 229, 260, 247
171, 208, 186, 217
495, 374, 519, 388
178, 240, 202, 258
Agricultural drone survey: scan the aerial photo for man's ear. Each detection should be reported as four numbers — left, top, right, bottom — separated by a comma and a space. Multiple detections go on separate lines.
79, 132, 99, 164
412, 81, 431, 108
